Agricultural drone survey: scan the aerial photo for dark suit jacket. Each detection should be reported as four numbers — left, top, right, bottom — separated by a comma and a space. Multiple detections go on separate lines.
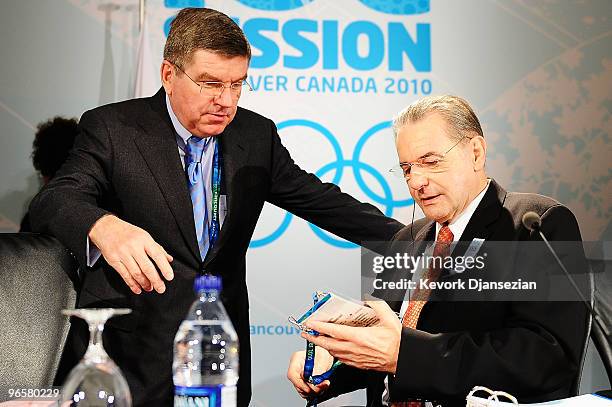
322, 180, 589, 406
29, 88, 404, 406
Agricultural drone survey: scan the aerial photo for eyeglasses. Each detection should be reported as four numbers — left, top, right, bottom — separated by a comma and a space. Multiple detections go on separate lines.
173, 63, 252, 99
389, 136, 467, 180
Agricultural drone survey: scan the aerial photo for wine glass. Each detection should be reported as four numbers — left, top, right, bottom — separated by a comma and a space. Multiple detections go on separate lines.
60, 308, 132, 406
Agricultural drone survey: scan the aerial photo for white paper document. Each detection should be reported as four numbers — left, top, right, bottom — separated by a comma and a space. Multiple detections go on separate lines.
289, 291, 380, 330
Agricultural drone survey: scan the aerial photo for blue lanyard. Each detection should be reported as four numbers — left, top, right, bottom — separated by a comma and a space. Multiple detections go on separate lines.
303, 293, 343, 407
208, 140, 221, 249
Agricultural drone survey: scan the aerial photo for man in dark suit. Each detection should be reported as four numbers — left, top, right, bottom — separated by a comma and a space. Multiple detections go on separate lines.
29, 8, 403, 407
287, 95, 589, 406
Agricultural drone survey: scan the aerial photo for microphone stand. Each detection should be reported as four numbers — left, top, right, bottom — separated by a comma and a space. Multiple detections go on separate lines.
529, 220, 609, 339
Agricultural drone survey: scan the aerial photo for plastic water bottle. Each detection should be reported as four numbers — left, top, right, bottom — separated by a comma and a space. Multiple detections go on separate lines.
173, 275, 239, 407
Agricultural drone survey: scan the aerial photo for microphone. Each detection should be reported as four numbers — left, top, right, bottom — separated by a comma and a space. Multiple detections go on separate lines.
522, 211, 609, 337
521, 212, 541, 232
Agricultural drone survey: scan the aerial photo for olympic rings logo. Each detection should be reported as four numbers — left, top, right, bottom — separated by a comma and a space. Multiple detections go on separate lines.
163, 0, 429, 35
250, 120, 414, 249
164, 0, 429, 15
236, 0, 429, 14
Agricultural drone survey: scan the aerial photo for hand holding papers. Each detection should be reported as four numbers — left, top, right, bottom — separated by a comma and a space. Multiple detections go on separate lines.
293, 293, 402, 374
289, 292, 370, 407
289, 291, 380, 333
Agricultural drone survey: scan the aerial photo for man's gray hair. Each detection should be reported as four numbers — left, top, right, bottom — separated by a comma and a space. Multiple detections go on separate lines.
392, 95, 483, 141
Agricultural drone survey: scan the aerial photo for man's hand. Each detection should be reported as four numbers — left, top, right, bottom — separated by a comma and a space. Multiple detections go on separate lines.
287, 348, 332, 399
302, 300, 401, 373
89, 214, 174, 294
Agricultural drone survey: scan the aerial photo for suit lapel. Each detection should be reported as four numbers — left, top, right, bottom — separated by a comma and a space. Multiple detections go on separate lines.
440, 180, 507, 271
415, 220, 436, 243
133, 89, 201, 261
459, 179, 507, 242
385, 220, 436, 312
203, 111, 250, 265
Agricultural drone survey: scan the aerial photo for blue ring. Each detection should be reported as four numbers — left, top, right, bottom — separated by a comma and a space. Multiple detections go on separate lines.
277, 119, 345, 184
353, 121, 414, 208
250, 120, 413, 248
307, 159, 396, 248
250, 120, 343, 247
249, 211, 293, 248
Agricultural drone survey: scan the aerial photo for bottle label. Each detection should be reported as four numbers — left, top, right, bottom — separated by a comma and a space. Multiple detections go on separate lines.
174, 385, 236, 407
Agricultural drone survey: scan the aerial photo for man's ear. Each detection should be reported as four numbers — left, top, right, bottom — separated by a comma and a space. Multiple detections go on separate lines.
471, 135, 487, 171
160, 60, 175, 95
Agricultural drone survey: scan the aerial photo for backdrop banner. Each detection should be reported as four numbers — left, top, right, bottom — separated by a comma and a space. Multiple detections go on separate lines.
0, 1, 610, 405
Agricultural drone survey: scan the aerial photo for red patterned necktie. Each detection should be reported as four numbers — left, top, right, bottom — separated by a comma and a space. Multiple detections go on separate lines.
392, 224, 454, 407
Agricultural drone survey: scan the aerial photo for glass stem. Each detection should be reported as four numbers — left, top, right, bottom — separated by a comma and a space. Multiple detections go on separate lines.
84, 320, 109, 363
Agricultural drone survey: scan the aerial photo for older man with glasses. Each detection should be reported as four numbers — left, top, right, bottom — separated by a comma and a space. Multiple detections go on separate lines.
29, 7, 403, 406
287, 95, 589, 407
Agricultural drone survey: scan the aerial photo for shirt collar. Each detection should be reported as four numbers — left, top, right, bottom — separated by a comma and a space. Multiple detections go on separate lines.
165, 93, 192, 144
436, 178, 491, 241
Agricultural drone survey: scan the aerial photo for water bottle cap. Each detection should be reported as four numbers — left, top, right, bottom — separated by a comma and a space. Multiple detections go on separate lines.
194, 274, 222, 293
